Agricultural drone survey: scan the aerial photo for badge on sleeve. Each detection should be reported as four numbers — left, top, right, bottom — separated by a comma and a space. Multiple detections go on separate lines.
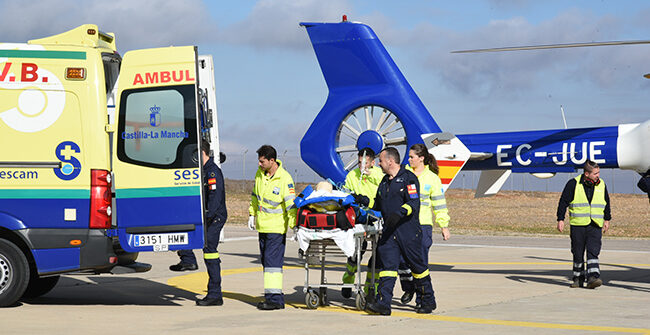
288, 183, 295, 194
208, 177, 217, 191
407, 184, 418, 199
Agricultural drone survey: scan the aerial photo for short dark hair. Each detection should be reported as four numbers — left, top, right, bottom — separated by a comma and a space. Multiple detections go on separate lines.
381, 147, 400, 164
201, 139, 210, 156
256, 145, 277, 160
357, 147, 375, 159
584, 160, 599, 173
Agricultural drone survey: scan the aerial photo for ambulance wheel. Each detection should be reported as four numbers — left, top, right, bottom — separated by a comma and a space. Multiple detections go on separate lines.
0, 239, 30, 307
306, 290, 319, 309
355, 292, 367, 310
319, 287, 329, 306
22, 275, 60, 299
336, 105, 408, 171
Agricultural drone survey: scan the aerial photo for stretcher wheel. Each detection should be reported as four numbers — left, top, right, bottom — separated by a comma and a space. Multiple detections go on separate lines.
355, 292, 367, 310
319, 287, 329, 306
306, 290, 319, 309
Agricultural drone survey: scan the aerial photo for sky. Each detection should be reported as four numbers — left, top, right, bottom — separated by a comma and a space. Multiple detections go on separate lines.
0, 0, 647, 194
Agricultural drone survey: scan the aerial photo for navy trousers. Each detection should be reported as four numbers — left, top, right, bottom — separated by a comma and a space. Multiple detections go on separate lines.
570, 222, 602, 280
376, 225, 435, 310
259, 233, 286, 305
177, 249, 197, 266
204, 222, 224, 299
398, 225, 433, 296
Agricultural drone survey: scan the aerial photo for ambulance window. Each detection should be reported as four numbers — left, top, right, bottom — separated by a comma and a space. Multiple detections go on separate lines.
117, 85, 198, 168
102, 53, 121, 95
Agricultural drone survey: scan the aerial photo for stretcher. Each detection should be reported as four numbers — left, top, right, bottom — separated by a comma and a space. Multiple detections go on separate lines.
298, 212, 382, 310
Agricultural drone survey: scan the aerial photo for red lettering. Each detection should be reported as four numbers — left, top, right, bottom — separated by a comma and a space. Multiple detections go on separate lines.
185, 70, 195, 82
21, 63, 38, 82
133, 73, 144, 85
146, 72, 158, 84
0, 63, 11, 81
133, 70, 194, 86
160, 71, 171, 83
172, 70, 183, 82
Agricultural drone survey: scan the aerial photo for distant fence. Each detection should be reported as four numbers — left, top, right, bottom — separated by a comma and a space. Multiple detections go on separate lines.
220, 152, 645, 195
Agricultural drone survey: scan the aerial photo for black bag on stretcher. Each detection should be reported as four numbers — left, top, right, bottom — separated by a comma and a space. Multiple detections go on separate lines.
296, 207, 356, 230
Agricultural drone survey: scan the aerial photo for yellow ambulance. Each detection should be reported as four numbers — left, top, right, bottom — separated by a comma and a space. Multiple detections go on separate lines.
0, 24, 217, 306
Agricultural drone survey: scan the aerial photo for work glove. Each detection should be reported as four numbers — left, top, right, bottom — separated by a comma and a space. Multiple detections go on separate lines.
385, 212, 401, 227
352, 194, 370, 207
247, 216, 256, 231
290, 226, 299, 242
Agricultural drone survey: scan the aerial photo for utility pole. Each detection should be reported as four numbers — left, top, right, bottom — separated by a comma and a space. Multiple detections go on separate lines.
242, 149, 248, 180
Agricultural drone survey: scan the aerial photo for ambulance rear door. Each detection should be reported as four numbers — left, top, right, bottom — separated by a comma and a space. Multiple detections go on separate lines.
112, 46, 205, 252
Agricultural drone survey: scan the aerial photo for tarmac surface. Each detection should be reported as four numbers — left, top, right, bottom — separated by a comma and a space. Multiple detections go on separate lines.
3, 227, 650, 335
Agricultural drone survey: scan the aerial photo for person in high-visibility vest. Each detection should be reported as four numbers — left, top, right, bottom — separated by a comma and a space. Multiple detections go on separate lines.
557, 160, 611, 289
248, 145, 297, 310
341, 147, 384, 299
398, 143, 450, 307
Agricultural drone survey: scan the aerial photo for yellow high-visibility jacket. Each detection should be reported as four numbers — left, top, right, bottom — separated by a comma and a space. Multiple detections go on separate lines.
249, 160, 297, 233
569, 176, 606, 227
344, 165, 384, 208
407, 165, 450, 227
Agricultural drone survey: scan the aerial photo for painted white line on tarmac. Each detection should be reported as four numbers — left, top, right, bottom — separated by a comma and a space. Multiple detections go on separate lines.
222, 236, 258, 242
222, 235, 650, 254
435, 242, 650, 254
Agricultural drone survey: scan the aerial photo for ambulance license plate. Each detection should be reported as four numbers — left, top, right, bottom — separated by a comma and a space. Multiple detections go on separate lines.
133, 233, 188, 247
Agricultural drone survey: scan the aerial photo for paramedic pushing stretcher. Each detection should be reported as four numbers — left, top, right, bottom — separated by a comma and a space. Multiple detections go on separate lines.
366, 147, 436, 316
342, 147, 383, 299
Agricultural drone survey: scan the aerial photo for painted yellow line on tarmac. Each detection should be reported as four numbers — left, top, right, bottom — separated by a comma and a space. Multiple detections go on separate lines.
168, 265, 650, 334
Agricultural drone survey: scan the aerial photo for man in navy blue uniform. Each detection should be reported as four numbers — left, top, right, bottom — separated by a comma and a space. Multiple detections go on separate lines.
193, 139, 228, 306
638, 170, 650, 203
365, 147, 437, 316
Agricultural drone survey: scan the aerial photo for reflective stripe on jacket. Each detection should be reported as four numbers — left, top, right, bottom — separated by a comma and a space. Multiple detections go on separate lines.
248, 160, 297, 233
407, 165, 450, 227
569, 175, 606, 227
344, 166, 384, 208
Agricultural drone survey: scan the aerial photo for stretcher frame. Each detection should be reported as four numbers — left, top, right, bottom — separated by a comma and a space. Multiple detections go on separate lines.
300, 219, 381, 310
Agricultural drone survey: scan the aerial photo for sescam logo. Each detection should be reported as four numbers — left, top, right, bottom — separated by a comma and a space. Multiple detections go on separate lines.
54, 141, 81, 180
0, 45, 66, 133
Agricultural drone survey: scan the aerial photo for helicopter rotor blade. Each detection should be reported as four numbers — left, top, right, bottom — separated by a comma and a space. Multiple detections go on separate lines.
452, 40, 650, 53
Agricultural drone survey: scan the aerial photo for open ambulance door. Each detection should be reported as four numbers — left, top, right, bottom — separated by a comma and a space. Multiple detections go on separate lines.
112, 46, 205, 252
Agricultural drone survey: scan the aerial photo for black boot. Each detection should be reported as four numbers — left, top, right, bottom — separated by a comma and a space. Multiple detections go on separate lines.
416, 302, 436, 314
257, 301, 284, 310
400, 291, 414, 304
169, 262, 198, 272
365, 302, 391, 316
196, 297, 223, 306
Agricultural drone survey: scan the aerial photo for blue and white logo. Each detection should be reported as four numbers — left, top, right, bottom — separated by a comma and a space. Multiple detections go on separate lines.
54, 141, 81, 180
149, 105, 161, 127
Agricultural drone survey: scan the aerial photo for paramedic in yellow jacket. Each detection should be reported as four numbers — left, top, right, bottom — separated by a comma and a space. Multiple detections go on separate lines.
341, 147, 384, 298
247, 145, 297, 310
399, 143, 450, 307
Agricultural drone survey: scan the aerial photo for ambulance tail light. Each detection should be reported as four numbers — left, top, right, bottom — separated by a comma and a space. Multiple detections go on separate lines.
90, 169, 112, 229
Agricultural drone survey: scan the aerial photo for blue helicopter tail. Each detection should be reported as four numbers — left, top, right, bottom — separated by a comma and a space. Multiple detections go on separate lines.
300, 20, 442, 183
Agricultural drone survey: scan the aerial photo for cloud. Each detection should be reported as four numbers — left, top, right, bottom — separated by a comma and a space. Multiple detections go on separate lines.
215, 0, 353, 50
0, 0, 217, 53
346, 7, 650, 99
